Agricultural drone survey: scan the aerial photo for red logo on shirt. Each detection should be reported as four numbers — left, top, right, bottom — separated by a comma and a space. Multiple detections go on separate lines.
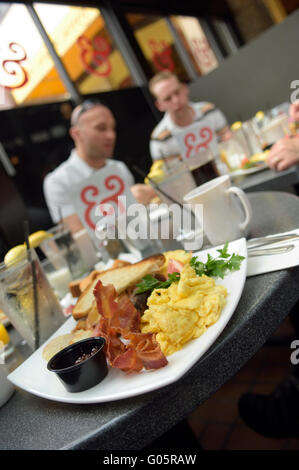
184, 127, 213, 158
80, 175, 125, 230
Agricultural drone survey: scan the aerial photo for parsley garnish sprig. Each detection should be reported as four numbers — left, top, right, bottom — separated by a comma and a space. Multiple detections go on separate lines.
190, 241, 245, 279
135, 272, 180, 294
135, 242, 245, 293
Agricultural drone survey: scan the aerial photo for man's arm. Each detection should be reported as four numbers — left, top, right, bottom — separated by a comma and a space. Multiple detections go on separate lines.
149, 125, 174, 161
63, 214, 84, 234
203, 104, 231, 142
43, 173, 78, 227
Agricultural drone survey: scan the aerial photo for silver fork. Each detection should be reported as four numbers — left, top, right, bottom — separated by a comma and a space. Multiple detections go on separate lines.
247, 233, 299, 249
248, 244, 295, 257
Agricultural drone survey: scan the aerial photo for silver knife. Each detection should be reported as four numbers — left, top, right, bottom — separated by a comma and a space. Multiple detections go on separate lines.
247, 233, 299, 249
248, 244, 295, 257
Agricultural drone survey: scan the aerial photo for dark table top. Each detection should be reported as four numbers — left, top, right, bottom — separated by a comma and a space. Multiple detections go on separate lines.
0, 191, 299, 450
233, 165, 299, 193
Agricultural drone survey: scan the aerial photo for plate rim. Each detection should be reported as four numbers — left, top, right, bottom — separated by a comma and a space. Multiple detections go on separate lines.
8, 238, 247, 404
230, 163, 268, 177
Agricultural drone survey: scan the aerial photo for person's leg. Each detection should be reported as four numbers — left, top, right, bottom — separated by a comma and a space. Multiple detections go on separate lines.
238, 301, 299, 439
238, 375, 299, 438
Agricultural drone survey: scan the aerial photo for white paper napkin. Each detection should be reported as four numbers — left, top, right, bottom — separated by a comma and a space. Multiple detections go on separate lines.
247, 229, 299, 277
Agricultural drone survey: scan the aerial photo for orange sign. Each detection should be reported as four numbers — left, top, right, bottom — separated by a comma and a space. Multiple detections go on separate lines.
1, 42, 28, 89
77, 35, 112, 77
148, 39, 174, 72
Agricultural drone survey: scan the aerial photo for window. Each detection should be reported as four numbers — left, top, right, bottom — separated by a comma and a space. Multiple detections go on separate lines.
126, 13, 190, 82
171, 16, 219, 75
0, 3, 68, 108
34, 3, 135, 95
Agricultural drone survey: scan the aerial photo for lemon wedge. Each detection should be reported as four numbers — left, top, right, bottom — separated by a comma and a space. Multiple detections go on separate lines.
4, 231, 52, 267
256, 111, 264, 120
0, 323, 10, 345
231, 121, 242, 131
28, 230, 52, 248
249, 150, 269, 163
4, 244, 27, 266
151, 160, 164, 170
146, 169, 165, 184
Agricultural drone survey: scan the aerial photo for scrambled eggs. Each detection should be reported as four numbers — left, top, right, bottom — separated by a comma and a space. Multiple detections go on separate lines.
141, 263, 227, 356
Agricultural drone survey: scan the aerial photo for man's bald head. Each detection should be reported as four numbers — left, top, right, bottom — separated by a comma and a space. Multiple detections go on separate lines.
69, 101, 117, 168
71, 100, 108, 127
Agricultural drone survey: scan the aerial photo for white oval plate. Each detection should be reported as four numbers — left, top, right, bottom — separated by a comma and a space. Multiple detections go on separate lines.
8, 238, 247, 404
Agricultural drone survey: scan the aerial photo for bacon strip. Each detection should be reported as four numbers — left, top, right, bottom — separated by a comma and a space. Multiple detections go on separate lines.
124, 332, 168, 370
93, 280, 168, 373
116, 295, 141, 332
93, 282, 118, 322
93, 317, 125, 364
94, 281, 140, 332
112, 346, 143, 373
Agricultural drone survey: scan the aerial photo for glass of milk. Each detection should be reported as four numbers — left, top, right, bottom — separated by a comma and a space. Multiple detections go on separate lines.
40, 224, 87, 280
41, 254, 72, 299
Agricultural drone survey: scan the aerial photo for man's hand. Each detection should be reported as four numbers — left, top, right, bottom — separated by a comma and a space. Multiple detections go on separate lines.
63, 214, 84, 234
131, 184, 157, 205
217, 126, 233, 142
267, 137, 299, 171
289, 101, 299, 122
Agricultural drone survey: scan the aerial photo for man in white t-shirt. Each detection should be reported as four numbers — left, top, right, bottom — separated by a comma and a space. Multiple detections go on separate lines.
43, 100, 156, 233
148, 71, 231, 162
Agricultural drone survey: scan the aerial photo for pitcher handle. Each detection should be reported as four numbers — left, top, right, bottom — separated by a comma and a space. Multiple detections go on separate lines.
227, 186, 252, 231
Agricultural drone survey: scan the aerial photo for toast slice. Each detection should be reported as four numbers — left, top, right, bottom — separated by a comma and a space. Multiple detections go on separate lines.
68, 261, 132, 298
72, 253, 165, 320
69, 270, 99, 298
